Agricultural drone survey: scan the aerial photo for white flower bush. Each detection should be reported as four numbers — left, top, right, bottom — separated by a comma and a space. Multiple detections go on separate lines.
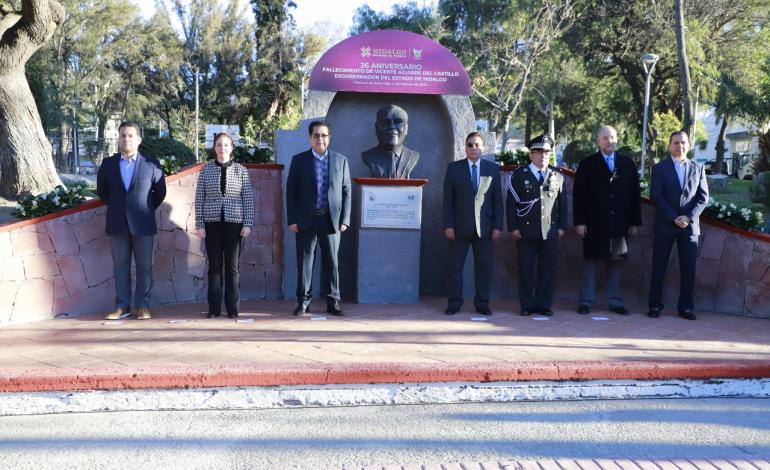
703, 197, 765, 232
12, 184, 91, 220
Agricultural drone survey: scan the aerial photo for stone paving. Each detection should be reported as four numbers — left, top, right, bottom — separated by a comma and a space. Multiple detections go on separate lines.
1, 297, 768, 372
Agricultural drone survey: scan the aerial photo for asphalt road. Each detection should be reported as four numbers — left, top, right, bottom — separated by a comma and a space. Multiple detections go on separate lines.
1, 398, 769, 469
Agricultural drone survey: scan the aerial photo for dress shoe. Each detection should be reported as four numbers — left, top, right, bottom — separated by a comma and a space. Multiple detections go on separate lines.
327, 301, 344, 316
105, 307, 129, 320
293, 304, 309, 316
538, 309, 554, 317
207, 313, 221, 319
520, 309, 532, 316
475, 306, 492, 316
577, 305, 590, 315
647, 307, 661, 318
444, 307, 458, 315
609, 306, 630, 315
227, 313, 239, 319
678, 309, 697, 320
136, 307, 152, 320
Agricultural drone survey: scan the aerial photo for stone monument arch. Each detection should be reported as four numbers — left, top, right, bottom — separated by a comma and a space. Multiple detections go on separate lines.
277, 30, 485, 301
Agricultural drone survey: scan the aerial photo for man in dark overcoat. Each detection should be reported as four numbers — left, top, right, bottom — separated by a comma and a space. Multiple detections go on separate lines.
573, 126, 642, 315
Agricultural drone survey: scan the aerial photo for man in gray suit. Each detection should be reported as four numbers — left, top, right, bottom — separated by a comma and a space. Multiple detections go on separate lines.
442, 132, 503, 315
648, 131, 709, 320
97, 122, 166, 320
361, 105, 420, 179
507, 134, 567, 316
286, 120, 351, 316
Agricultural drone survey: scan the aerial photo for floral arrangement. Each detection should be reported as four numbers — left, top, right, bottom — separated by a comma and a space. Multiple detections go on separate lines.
703, 198, 765, 232
12, 184, 90, 219
158, 155, 181, 175
639, 177, 649, 192
496, 147, 530, 166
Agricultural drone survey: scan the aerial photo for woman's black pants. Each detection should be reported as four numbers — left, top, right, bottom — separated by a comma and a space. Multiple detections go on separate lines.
205, 222, 243, 315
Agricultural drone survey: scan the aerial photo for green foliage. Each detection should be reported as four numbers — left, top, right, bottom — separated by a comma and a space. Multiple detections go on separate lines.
350, 1, 443, 36
750, 171, 770, 206
495, 147, 529, 166
168, 107, 204, 159
234, 147, 273, 164
652, 111, 682, 155
703, 198, 765, 232
562, 140, 595, 168
753, 129, 770, 175
12, 185, 89, 219
617, 145, 641, 160
639, 177, 649, 193
139, 137, 195, 174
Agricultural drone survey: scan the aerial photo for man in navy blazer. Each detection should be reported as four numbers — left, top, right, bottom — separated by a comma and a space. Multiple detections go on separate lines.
97, 122, 166, 320
442, 132, 503, 315
648, 131, 709, 320
286, 120, 351, 316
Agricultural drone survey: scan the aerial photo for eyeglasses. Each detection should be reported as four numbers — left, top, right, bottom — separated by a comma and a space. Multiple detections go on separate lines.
312, 133, 330, 139
466, 143, 482, 148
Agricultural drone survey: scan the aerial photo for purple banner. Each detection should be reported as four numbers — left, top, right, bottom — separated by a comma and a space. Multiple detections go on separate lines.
308, 30, 472, 96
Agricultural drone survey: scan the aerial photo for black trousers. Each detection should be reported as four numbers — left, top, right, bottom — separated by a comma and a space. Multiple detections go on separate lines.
447, 235, 493, 310
517, 237, 558, 310
205, 222, 243, 315
648, 231, 699, 311
295, 214, 340, 306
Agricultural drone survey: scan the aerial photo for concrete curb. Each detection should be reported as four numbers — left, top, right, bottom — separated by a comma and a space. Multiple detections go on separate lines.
2, 360, 770, 393
2, 378, 769, 417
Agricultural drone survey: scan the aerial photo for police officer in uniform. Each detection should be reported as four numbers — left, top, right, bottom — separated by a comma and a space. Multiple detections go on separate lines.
506, 135, 567, 316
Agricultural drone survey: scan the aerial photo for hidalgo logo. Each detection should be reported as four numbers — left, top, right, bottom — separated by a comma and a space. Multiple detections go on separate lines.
360, 46, 372, 58
412, 49, 423, 59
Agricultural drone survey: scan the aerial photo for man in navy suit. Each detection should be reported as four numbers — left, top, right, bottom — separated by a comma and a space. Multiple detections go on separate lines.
97, 122, 166, 320
442, 132, 503, 315
648, 131, 709, 320
286, 120, 351, 316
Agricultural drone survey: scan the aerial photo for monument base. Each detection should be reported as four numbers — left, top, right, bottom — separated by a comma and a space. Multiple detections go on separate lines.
355, 178, 427, 304
357, 228, 421, 304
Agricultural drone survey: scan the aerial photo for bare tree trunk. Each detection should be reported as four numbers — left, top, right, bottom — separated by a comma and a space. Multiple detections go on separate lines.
547, 99, 555, 144
96, 115, 107, 165
674, 0, 694, 141
715, 114, 729, 175
0, 0, 65, 198
496, 111, 512, 153
0, 68, 62, 196
524, 105, 533, 145
57, 120, 70, 170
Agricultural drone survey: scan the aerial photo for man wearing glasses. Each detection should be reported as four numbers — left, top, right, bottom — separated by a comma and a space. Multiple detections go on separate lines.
286, 120, 351, 316
442, 132, 503, 316
507, 134, 567, 316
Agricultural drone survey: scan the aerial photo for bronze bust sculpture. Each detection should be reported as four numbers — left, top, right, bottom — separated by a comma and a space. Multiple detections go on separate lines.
362, 104, 420, 179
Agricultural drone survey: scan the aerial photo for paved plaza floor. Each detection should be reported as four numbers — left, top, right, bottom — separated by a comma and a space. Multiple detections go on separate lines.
1, 297, 769, 392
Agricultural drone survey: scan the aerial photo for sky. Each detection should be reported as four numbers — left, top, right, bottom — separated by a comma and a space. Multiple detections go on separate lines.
132, 0, 432, 33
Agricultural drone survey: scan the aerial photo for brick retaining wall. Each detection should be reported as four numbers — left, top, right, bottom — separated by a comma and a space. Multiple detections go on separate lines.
1, 165, 768, 325
0, 163, 283, 325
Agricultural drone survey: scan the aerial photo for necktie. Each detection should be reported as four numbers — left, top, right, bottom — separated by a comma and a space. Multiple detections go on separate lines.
471, 164, 478, 192
538, 170, 545, 184
390, 151, 400, 178
606, 156, 614, 173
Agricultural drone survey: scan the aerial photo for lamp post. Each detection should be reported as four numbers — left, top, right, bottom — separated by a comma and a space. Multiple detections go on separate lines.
194, 67, 200, 162
72, 99, 81, 174
640, 53, 659, 178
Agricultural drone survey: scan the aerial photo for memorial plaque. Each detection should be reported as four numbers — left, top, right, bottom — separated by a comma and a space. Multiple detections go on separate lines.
360, 186, 423, 229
